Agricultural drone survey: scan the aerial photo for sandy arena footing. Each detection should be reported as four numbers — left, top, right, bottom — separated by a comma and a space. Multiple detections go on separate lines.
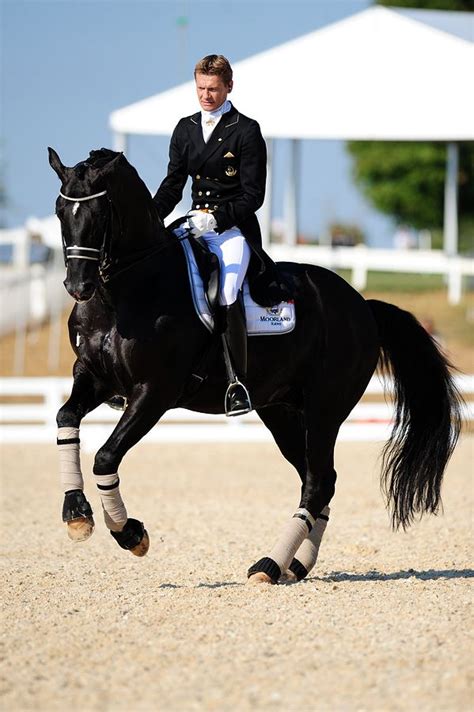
1, 439, 472, 711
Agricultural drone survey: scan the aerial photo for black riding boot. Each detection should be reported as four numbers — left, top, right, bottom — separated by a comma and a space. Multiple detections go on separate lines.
222, 300, 252, 417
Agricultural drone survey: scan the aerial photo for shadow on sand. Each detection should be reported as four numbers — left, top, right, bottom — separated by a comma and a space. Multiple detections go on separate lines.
158, 581, 245, 590
157, 569, 473, 589
311, 568, 474, 583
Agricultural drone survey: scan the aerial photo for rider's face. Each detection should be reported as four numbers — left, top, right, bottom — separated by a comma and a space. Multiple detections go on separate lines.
195, 73, 233, 112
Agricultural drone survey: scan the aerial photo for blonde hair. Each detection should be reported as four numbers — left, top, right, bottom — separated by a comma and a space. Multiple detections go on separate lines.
194, 55, 233, 86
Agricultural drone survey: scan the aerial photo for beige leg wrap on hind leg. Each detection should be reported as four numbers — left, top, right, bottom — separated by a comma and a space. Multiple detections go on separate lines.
293, 506, 330, 573
267, 509, 315, 574
57, 427, 84, 492
94, 473, 128, 532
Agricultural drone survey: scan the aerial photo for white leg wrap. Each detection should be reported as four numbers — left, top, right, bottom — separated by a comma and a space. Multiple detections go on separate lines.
268, 509, 314, 573
94, 473, 128, 532
293, 506, 330, 573
57, 427, 84, 492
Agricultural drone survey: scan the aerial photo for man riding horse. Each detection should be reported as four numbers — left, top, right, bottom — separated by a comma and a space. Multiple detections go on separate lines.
48, 58, 462, 582
153, 54, 290, 416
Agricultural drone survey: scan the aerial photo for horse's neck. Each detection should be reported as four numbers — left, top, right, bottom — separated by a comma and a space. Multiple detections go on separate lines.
113, 202, 171, 260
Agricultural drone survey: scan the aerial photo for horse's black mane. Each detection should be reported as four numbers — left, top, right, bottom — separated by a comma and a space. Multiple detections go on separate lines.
70, 148, 154, 211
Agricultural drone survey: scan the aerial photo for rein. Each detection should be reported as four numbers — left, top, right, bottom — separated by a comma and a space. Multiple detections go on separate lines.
99, 240, 178, 284
99, 226, 195, 284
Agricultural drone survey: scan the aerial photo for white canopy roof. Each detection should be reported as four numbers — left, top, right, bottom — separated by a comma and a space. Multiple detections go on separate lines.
109, 6, 474, 142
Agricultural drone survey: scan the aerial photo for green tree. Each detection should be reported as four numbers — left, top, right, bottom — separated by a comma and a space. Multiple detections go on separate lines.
378, 0, 473, 9
347, 141, 474, 251
346, 1, 474, 252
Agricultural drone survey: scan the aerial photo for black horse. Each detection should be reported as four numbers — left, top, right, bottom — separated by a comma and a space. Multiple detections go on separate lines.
49, 147, 462, 584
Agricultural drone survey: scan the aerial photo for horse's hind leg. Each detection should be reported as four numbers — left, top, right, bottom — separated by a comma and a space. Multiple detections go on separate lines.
57, 364, 109, 542
251, 405, 332, 584
282, 508, 330, 583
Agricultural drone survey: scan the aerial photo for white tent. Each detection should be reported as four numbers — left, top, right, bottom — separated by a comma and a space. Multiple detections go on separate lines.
109, 6, 474, 250
110, 6, 474, 141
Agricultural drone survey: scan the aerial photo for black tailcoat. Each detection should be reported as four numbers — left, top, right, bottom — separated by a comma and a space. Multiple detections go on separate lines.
153, 104, 291, 306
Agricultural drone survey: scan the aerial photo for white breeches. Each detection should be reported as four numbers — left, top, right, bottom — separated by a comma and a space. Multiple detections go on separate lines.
201, 227, 251, 306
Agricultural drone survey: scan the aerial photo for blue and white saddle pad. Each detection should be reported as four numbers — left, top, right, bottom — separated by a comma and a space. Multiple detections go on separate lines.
181, 238, 295, 336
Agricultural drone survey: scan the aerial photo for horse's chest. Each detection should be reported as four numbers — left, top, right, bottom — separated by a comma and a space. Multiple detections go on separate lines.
100, 332, 115, 363
76, 329, 124, 380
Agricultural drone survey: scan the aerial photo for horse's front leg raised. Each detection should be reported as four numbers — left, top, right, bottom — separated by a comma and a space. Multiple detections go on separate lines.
57, 365, 109, 542
91, 384, 165, 557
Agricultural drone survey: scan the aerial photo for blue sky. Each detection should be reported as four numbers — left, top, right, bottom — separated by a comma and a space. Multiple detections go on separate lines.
2, 0, 396, 245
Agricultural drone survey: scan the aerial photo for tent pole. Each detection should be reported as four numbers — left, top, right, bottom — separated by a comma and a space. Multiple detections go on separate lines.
113, 132, 129, 155
259, 138, 273, 248
284, 138, 299, 246
443, 141, 459, 256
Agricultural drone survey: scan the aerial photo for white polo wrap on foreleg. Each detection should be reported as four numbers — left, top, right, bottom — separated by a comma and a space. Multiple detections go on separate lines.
293, 506, 330, 573
57, 427, 84, 492
94, 473, 128, 532
267, 508, 315, 574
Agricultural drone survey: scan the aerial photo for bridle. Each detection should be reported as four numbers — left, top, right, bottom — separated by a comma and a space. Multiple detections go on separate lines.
58, 187, 185, 285
59, 189, 108, 263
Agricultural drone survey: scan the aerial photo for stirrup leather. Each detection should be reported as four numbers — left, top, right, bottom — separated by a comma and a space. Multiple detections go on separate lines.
225, 379, 252, 417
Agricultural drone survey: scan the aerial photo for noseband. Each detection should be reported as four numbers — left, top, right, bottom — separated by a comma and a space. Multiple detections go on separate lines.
59, 190, 108, 262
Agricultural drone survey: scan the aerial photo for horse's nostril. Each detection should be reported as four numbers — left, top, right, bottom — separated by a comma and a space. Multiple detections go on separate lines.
77, 283, 96, 302
64, 280, 96, 302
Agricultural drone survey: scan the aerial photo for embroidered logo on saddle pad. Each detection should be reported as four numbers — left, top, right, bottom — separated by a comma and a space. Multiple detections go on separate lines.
245, 300, 295, 334
180, 239, 295, 336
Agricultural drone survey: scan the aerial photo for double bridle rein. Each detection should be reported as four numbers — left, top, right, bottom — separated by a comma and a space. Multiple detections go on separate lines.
59, 189, 108, 263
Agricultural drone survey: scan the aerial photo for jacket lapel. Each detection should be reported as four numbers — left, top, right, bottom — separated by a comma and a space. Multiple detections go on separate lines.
188, 105, 241, 173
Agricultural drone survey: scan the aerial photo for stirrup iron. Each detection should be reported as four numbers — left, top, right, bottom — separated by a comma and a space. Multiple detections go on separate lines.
224, 379, 252, 417
105, 395, 128, 411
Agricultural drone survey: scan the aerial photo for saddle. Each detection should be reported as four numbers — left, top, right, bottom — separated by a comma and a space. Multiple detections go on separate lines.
168, 218, 295, 337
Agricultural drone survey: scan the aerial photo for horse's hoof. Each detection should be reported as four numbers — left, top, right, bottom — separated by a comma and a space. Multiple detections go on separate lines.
110, 518, 149, 557
278, 570, 299, 584
247, 572, 274, 585
67, 516, 95, 542
130, 530, 150, 557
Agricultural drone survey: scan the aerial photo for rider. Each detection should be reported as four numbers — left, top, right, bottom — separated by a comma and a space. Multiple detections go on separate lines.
153, 54, 290, 416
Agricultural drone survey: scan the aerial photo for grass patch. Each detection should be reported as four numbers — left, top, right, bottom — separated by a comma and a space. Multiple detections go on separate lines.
336, 270, 445, 293
332, 269, 474, 371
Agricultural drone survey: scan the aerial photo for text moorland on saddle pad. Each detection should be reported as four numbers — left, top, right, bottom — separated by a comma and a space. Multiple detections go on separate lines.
181, 239, 296, 336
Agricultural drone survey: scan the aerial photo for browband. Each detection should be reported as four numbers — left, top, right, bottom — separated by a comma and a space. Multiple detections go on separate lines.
60, 190, 107, 202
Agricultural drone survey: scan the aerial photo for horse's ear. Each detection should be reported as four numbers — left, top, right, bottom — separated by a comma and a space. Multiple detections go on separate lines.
97, 152, 124, 179
48, 147, 70, 182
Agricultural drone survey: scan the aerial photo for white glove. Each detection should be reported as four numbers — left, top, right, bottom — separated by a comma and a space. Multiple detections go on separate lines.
187, 210, 217, 239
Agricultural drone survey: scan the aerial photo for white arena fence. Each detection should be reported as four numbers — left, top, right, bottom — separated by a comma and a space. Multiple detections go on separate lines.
0, 262, 70, 337
1, 219, 474, 339
0, 376, 472, 449
269, 244, 474, 305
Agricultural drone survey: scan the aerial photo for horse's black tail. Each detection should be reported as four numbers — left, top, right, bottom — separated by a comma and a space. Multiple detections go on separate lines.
367, 299, 463, 530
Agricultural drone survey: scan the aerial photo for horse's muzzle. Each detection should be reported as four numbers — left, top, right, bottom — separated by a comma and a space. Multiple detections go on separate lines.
64, 278, 97, 303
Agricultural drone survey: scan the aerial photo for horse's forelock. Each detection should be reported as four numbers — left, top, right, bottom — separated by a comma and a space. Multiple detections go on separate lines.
70, 161, 90, 179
